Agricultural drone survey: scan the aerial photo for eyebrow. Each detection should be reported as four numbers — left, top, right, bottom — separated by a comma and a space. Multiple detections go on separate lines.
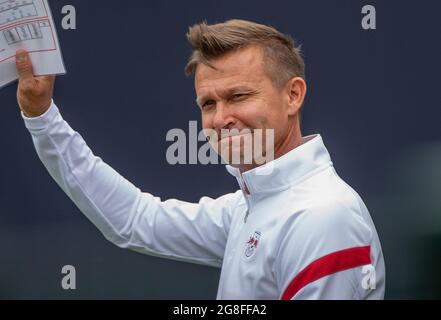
196, 85, 255, 107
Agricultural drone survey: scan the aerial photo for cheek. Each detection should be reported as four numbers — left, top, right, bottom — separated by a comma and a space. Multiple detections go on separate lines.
261, 95, 288, 125
236, 100, 267, 127
242, 100, 278, 129
201, 114, 212, 129
246, 100, 288, 143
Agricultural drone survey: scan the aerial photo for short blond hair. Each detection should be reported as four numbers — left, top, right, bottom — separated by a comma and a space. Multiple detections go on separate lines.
185, 19, 305, 89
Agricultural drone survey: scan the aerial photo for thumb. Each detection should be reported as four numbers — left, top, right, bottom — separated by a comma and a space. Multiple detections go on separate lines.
15, 49, 34, 80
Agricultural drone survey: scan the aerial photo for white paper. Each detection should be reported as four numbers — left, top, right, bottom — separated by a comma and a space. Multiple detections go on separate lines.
0, 0, 65, 88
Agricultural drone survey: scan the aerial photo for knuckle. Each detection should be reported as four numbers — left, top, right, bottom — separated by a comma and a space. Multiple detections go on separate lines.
20, 80, 35, 94
17, 63, 31, 73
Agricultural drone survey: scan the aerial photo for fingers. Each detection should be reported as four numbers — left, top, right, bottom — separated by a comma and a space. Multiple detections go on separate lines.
15, 49, 34, 81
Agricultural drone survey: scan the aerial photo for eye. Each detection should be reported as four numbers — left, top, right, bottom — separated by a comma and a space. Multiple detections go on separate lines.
231, 93, 248, 101
201, 100, 216, 110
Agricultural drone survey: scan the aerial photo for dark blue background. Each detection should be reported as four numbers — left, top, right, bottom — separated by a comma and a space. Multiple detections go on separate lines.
0, 0, 440, 299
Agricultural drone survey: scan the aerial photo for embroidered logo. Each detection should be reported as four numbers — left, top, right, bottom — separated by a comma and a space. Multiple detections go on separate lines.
245, 231, 261, 258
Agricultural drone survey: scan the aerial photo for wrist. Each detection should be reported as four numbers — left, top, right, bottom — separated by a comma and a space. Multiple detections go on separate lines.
20, 101, 52, 118
21, 99, 55, 120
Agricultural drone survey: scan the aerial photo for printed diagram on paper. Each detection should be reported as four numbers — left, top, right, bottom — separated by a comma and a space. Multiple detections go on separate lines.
0, 0, 65, 88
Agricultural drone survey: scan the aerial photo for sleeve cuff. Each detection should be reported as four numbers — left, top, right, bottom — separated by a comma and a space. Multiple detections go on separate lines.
21, 100, 60, 131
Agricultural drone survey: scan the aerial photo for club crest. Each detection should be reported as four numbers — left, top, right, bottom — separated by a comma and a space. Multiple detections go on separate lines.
245, 231, 261, 258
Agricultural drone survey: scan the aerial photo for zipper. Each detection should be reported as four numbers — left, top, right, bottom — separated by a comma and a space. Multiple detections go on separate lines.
237, 172, 252, 224
243, 193, 253, 224
244, 209, 250, 223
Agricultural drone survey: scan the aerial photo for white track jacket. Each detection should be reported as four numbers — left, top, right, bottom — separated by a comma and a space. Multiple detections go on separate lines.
22, 101, 385, 300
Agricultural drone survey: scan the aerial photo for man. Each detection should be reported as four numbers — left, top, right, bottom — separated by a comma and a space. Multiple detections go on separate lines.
15, 19, 385, 299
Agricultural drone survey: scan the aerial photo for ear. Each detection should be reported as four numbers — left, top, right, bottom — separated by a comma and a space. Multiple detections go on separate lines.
285, 77, 307, 116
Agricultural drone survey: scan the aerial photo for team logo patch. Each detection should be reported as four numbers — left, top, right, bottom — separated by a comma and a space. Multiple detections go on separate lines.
245, 231, 261, 258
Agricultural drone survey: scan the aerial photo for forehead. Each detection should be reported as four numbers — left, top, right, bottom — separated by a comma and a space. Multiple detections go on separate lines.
194, 45, 268, 94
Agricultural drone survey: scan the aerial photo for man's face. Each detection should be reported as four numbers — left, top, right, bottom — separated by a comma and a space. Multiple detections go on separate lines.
195, 45, 298, 170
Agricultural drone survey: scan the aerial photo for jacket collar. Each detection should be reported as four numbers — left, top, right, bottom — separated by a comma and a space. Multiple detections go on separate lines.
225, 134, 333, 196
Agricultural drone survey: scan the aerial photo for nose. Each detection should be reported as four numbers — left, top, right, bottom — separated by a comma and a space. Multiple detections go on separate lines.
212, 103, 236, 132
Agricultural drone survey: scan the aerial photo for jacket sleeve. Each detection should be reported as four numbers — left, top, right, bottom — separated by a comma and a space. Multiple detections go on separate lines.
21, 101, 236, 268
275, 199, 381, 299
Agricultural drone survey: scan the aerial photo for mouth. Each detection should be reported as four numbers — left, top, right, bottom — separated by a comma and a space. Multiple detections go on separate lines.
218, 129, 254, 142
220, 132, 251, 141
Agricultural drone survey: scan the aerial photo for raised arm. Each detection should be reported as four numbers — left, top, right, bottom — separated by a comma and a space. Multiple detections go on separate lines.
16, 50, 236, 267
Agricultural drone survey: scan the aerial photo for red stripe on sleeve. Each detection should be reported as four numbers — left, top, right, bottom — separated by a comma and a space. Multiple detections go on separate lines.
281, 245, 371, 300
